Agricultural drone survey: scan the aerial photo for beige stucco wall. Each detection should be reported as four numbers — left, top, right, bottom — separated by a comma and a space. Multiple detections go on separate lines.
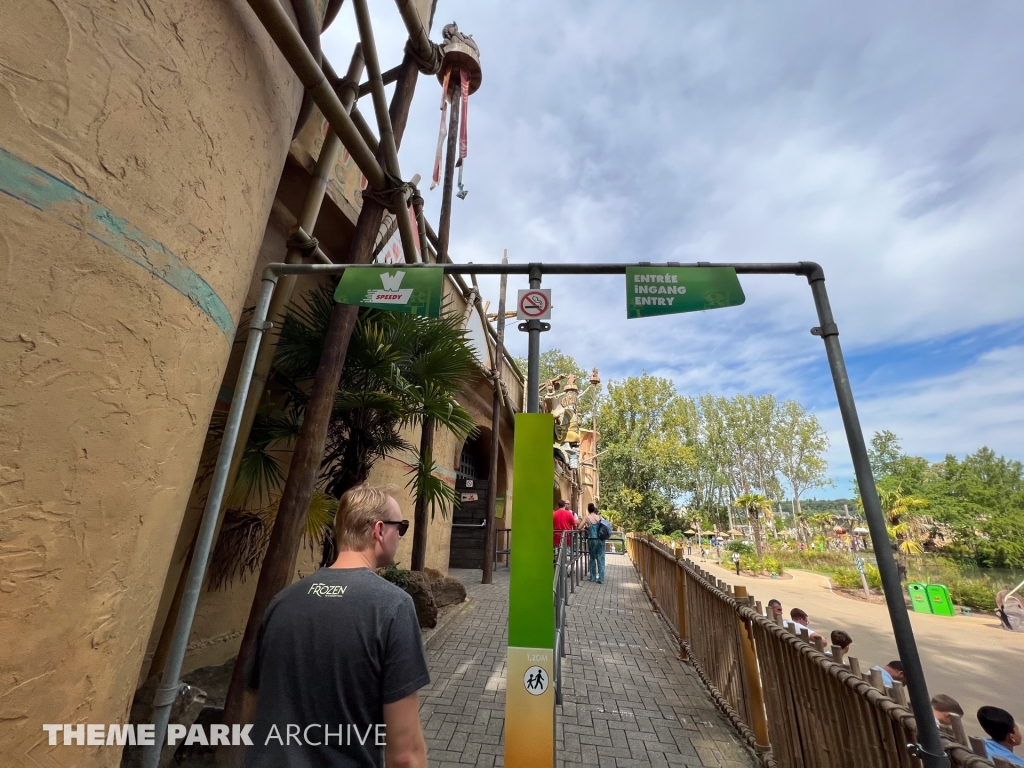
136, 207, 324, 684
0, 1, 303, 765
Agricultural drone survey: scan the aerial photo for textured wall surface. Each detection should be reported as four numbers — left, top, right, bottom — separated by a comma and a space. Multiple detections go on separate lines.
0, 0, 302, 764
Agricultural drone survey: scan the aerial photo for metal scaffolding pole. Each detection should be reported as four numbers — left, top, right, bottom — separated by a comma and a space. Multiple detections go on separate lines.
245, 0, 386, 190
805, 267, 949, 768
216, 0, 441, 749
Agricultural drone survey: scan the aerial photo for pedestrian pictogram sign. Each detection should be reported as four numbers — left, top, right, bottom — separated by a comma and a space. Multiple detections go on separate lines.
524, 665, 549, 695
517, 289, 551, 320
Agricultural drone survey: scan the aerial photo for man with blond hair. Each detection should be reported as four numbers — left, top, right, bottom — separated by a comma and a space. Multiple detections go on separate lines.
244, 485, 429, 768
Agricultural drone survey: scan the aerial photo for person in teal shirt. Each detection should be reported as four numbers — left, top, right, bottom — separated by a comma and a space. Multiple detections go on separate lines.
978, 706, 1024, 766
580, 503, 606, 584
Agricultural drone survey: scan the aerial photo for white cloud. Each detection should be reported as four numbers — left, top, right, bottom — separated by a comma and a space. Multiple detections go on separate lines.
319, 1, 1024, 488
819, 345, 1024, 488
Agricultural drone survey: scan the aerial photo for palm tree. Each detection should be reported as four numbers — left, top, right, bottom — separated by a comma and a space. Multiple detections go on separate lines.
209, 285, 479, 582
806, 512, 835, 547
734, 493, 772, 559
876, 487, 931, 577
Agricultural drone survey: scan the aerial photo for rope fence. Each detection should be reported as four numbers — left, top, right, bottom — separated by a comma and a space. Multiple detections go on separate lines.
626, 534, 1007, 768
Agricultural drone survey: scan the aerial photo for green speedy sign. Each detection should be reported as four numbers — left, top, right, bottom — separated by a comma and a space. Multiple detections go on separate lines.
625, 266, 745, 319
333, 266, 444, 317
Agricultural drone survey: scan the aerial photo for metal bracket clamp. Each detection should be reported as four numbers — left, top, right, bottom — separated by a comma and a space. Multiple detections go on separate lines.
905, 742, 949, 764
811, 323, 839, 338
153, 682, 189, 708
518, 322, 551, 333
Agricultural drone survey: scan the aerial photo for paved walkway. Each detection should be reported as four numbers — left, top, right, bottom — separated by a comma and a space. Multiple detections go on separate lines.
422, 555, 757, 767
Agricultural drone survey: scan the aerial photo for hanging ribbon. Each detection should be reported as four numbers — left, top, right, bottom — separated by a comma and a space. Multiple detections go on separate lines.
430, 68, 452, 190
455, 68, 470, 199
458, 68, 470, 165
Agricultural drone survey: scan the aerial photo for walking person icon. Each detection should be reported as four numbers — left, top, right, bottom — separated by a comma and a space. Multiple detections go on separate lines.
523, 665, 549, 695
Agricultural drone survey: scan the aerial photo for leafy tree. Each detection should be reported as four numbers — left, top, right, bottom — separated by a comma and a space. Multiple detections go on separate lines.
597, 373, 694, 532
734, 493, 771, 558
872, 487, 930, 576
932, 448, 1024, 568
774, 400, 830, 518
865, 430, 930, 496
867, 430, 904, 478
861, 432, 1023, 569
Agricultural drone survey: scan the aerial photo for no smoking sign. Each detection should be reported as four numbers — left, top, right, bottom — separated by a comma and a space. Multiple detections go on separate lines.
516, 289, 551, 320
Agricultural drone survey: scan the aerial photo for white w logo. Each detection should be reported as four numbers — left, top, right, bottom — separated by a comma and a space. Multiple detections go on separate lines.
380, 271, 405, 291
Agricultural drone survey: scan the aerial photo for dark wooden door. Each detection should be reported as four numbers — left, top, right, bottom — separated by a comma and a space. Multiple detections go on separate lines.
448, 477, 488, 569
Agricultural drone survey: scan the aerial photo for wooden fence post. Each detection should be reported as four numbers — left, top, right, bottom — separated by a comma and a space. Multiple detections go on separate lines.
733, 585, 771, 751
652, 541, 660, 602
674, 548, 688, 656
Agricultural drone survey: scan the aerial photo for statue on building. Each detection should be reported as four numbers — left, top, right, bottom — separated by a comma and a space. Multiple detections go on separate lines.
545, 374, 582, 450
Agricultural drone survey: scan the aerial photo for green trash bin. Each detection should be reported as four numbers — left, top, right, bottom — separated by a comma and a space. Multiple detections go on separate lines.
926, 584, 956, 616
907, 583, 932, 614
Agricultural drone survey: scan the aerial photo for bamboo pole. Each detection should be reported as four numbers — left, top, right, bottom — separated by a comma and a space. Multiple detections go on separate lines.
351, 0, 418, 261
411, 52, 466, 570
482, 251, 509, 584
245, 0, 385, 190
436, 80, 461, 262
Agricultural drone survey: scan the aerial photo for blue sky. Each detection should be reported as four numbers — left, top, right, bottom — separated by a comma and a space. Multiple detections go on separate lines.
323, 1, 1024, 495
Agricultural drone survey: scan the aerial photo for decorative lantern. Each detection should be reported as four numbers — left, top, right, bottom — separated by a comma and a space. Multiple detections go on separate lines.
430, 23, 482, 196
436, 22, 482, 94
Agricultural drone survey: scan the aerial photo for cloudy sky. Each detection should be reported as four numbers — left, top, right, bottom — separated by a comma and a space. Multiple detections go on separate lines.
323, 1, 1024, 495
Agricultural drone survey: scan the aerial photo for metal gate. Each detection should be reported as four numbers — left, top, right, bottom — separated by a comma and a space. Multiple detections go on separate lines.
449, 439, 489, 569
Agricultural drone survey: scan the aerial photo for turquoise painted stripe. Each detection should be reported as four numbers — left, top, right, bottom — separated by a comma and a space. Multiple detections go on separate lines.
0, 147, 235, 337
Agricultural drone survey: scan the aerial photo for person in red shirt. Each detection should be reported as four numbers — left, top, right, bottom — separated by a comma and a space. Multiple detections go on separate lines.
553, 500, 576, 549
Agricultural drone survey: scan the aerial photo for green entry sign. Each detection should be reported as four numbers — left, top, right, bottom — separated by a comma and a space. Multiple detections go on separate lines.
625, 266, 745, 319
333, 266, 444, 317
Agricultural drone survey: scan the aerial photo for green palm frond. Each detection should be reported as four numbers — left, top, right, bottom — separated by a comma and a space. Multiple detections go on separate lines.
305, 489, 338, 547
274, 286, 337, 380
405, 446, 459, 521
209, 490, 337, 590
229, 443, 286, 508
214, 287, 484, 584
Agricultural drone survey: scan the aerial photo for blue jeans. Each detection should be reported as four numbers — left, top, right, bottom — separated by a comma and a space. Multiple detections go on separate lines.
588, 538, 606, 582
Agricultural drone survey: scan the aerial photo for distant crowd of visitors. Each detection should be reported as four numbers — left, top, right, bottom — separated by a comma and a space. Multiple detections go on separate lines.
764, 597, 1024, 765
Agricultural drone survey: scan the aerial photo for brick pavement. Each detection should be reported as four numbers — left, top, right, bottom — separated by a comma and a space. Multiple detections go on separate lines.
421, 555, 757, 768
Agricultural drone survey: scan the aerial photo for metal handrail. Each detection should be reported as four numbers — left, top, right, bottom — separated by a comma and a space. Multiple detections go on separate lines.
494, 527, 511, 568
553, 529, 589, 706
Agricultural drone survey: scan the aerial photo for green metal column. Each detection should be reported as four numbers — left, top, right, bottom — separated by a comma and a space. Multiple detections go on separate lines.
504, 413, 555, 768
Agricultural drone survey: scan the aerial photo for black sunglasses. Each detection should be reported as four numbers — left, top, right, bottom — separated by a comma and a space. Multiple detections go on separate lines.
379, 519, 410, 537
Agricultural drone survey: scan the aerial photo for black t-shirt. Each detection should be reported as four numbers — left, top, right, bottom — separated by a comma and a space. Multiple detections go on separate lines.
243, 568, 430, 767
